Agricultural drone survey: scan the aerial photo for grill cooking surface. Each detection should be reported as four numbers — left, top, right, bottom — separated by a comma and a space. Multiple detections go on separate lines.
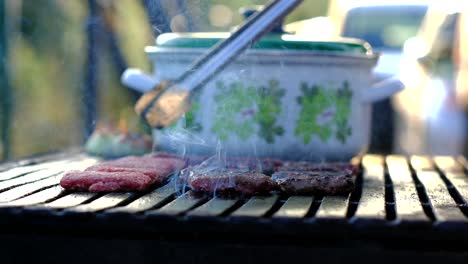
1, 152, 468, 246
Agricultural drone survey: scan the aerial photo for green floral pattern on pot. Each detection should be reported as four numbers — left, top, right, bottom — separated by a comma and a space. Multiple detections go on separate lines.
184, 92, 202, 132
168, 92, 202, 132
211, 80, 285, 143
295, 81, 353, 144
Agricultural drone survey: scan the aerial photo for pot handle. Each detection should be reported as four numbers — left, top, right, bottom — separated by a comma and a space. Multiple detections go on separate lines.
359, 76, 404, 103
121, 68, 159, 93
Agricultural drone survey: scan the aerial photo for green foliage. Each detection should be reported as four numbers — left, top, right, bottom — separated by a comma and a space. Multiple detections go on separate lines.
20, 0, 68, 55
4, 0, 329, 159
295, 81, 353, 144
198, 0, 329, 30
6, 0, 154, 159
8, 0, 87, 158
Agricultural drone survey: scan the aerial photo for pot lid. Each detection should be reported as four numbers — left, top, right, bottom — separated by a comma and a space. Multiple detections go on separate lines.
155, 32, 373, 56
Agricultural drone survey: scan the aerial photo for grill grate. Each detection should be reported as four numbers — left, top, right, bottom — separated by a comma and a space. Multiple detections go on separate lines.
0, 152, 468, 246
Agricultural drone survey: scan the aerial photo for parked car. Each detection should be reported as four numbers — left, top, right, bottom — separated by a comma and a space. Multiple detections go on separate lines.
393, 6, 467, 155
330, 0, 430, 153
285, 1, 468, 155
287, 0, 430, 78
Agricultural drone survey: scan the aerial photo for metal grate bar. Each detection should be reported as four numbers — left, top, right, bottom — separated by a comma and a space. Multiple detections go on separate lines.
458, 156, 468, 171
411, 156, 466, 222
433, 156, 468, 206
273, 196, 313, 219
0, 176, 62, 202
0, 158, 98, 202
443, 172, 468, 204
353, 155, 386, 221
433, 156, 465, 172
0, 155, 87, 182
386, 155, 428, 222
410, 156, 433, 171
415, 170, 466, 222
0, 150, 83, 173
0, 185, 66, 207
0, 157, 98, 191
188, 197, 239, 217
0, 161, 60, 182
230, 195, 278, 218
68, 192, 134, 213
41, 192, 98, 209
147, 191, 207, 216
107, 183, 176, 214
0, 168, 64, 192
315, 195, 349, 220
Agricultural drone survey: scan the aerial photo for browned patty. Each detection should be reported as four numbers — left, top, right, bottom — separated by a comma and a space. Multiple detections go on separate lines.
278, 161, 357, 174
182, 156, 283, 174
224, 157, 283, 175
184, 168, 278, 195
272, 162, 357, 195
86, 155, 186, 171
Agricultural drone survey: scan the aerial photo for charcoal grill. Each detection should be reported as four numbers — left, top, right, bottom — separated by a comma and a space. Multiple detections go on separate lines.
0, 152, 468, 263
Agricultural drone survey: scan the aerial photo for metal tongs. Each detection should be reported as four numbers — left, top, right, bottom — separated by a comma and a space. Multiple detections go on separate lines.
134, 0, 303, 129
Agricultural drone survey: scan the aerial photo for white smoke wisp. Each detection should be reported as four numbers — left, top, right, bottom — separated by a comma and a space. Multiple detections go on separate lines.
170, 137, 233, 197
163, 116, 210, 195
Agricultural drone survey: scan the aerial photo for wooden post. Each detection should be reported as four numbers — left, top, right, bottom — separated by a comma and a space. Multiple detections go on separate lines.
141, 0, 171, 36
81, 0, 100, 142
0, 0, 12, 160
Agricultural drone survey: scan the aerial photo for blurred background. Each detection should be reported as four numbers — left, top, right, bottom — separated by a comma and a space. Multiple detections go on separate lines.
0, 0, 466, 160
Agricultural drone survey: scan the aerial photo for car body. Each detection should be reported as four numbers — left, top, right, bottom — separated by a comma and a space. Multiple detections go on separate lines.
329, 0, 429, 78
393, 5, 467, 155
285, 0, 467, 155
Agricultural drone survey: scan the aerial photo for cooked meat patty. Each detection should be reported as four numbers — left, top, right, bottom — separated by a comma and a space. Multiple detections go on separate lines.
278, 161, 357, 174
184, 168, 278, 195
224, 157, 283, 175
86, 155, 186, 171
60, 155, 186, 192
272, 162, 357, 195
85, 167, 164, 180
60, 170, 154, 192
181, 156, 283, 175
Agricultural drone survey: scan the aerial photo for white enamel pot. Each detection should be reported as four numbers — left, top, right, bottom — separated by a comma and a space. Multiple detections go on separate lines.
122, 33, 404, 161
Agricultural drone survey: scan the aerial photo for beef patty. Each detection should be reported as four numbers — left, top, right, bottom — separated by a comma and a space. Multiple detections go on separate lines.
60, 155, 186, 192
183, 168, 278, 195
272, 162, 357, 195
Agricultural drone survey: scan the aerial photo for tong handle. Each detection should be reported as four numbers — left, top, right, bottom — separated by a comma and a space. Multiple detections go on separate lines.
177, 0, 303, 92
138, 0, 303, 128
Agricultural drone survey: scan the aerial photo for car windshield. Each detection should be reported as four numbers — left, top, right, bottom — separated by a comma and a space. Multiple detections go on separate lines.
343, 5, 427, 51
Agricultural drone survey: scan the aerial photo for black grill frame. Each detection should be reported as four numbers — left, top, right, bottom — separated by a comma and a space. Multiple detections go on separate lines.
0, 152, 468, 263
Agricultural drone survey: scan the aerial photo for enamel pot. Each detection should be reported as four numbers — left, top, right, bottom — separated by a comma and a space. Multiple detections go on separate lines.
122, 32, 404, 160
